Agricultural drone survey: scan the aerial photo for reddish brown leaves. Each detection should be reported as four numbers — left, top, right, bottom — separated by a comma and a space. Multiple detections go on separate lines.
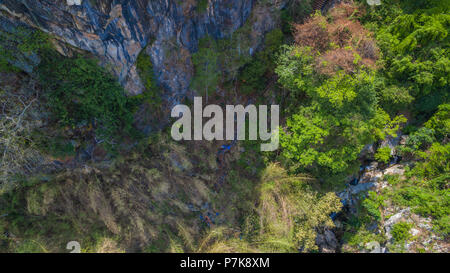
293, 1, 379, 76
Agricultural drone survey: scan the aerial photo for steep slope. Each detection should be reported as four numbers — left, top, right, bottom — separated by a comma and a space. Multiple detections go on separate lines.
0, 0, 286, 102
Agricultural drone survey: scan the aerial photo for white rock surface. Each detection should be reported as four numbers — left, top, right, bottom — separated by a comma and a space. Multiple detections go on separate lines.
410, 228, 420, 237
67, 0, 82, 5
367, 0, 382, 6
384, 164, 405, 176
384, 208, 411, 239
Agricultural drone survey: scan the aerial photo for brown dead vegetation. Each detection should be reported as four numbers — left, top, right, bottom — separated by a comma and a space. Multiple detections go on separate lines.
17, 134, 223, 252
294, 1, 379, 76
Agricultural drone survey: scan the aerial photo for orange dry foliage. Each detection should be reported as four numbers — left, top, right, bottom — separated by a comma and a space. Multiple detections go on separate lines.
294, 13, 330, 52
317, 48, 357, 75
293, 1, 378, 76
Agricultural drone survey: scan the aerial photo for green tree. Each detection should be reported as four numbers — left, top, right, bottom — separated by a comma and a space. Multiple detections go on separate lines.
362, 1, 450, 118
191, 38, 221, 101
424, 103, 450, 141
277, 54, 406, 173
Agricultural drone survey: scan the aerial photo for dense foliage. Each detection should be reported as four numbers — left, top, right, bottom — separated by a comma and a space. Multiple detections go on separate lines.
38, 53, 140, 146
0, 0, 448, 253
361, 0, 450, 121
276, 5, 407, 175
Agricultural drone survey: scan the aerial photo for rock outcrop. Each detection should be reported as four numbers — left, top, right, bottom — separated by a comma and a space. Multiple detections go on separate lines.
0, 0, 287, 103
315, 228, 339, 253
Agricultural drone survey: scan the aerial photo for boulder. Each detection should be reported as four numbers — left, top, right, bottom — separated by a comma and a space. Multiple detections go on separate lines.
410, 228, 420, 237
384, 164, 405, 176
67, 0, 82, 5
359, 144, 375, 160
316, 229, 338, 253
360, 169, 383, 184
379, 132, 403, 156
350, 182, 375, 195
365, 241, 382, 253
384, 208, 411, 239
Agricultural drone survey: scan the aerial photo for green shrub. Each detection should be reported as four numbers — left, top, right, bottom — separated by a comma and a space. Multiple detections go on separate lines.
411, 142, 449, 179
196, 0, 208, 13
362, 191, 385, 220
393, 185, 449, 228
34, 135, 76, 158
391, 222, 412, 243
384, 174, 401, 186
136, 48, 161, 107
375, 79, 414, 114
191, 37, 221, 97
433, 215, 450, 235
424, 103, 450, 141
407, 128, 435, 151
0, 27, 50, 72
388, 139, 449, 237
375, 146, 392, 163
37, 54, 140, 146
344, 228, 385, 248
0, 48, 16, 72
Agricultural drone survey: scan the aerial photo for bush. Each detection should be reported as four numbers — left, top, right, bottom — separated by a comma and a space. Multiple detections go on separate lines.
384, 174, 401, 186
375, 80, 414, 115
424, 103, 450, 141
196, 0, 208, 13
391, 222, 412, 243
136, 48, 161, 107
0, 27, 50, 72
375, 146, 392, 163
37, 54, 140, 145
434, 215, 450, 235
411, 142, 449, 179
407, 128, 435, 150
392, 183, 449, 235
190, 37, 221, 98
362, 191, 385, 220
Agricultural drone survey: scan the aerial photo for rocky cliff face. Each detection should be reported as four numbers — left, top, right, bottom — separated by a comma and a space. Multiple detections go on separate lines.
0, 0, 286, 102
